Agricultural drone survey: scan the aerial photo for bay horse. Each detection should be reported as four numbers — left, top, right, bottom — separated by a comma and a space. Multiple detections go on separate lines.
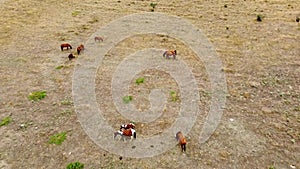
68, 53, 75, 60
94, 36, 103, 42
175, 131, 187, 152
163, 50, 176, 59
61, 43, 72, 51
114, 128, 136, 141
120, 123, 135, 131
77, 44, 84, 55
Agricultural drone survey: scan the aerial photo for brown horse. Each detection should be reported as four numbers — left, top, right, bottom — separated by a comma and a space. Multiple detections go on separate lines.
94, 36, 103, 42
175, 131, 187, 152
61, 43, 72, 51
77, 44, 84, 55
163, 50, 177, 59
114, 128, 136, 141
68, 53, 75, 60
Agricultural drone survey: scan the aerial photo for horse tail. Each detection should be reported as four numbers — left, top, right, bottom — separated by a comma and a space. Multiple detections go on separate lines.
61, 45, 63, 51
69, 45, 72, 49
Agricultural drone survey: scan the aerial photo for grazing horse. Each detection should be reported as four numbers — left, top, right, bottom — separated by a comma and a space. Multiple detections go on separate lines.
94, 36, 103, 42
114, 128, 136, 141
120, 123, 135, 131
163, 50, 177, 59
175, 131, 187, 152
77, 44, 84, 55
68, 53, 75, 60
61, 43, 72, 51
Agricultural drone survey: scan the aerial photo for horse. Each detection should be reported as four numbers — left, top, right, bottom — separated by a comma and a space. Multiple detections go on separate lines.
68, 53, 75, 60
120, 123, 135, 131
94, 36, 103, 42
77, 44, 84, 55
163, 50, 177, 59
114, 128, 136, 141
61, 43, 72, 51
175, 131, 187, 152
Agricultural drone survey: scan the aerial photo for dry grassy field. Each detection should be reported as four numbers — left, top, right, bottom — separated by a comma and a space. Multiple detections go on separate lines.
0, 0, 299, 168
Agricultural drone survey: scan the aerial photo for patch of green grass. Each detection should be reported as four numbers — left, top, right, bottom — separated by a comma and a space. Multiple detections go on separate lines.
170, 91, 178, 101
66, 162, 84, 169
135, 77, 145, 85
122, 96, 133, 104
48, 132, 67, 145
72, 10, 81, 17
0, 116, 11, 127
56, 65, 65, 70
28, 90, 47, 101
269, 166, 275, 169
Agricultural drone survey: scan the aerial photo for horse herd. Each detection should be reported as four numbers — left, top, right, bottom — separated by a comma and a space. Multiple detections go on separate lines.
60, 37, 177, 61
113, 122, 187, 152
60, 38, 182, 151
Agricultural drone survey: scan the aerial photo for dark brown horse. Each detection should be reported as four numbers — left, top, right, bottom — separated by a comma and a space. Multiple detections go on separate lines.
175, 131, 187, 152
163, 50, 177, 59
61, 43, 72, 51
94, 36, 103, 42
68, 53, 75, 60
77, 44, 84, 55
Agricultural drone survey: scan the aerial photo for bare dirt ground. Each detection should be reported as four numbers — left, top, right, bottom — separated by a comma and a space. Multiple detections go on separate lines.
0, 0, 299, 168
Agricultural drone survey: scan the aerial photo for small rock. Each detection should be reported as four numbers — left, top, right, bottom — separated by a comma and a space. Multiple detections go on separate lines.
290, 165, 296, 169
262, 107, 272, 114
229, 118, 234, 122
249, 81, 260, 88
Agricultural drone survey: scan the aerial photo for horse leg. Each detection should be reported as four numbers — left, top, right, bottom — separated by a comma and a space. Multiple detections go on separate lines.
61, 46, 63, 51
69, 45, 72, 49
173, 54, 176, 60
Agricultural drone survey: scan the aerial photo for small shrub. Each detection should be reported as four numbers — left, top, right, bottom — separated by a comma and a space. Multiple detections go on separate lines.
66, 162, 84, 169
150, 3, 157, 12
170, 91, 178, 101
0, 116, 11, 127
257, 14, 263, 22
135, 77, 145, 85
122, 96, 132, 104
48, 132, 67, 145
28, 91, 47, 101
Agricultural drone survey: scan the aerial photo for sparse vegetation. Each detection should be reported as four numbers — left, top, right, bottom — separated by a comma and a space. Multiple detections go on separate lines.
66, 162, 84, 169
122, 95, 133, 104
135, 77, 145, 85
28, 90, 47, 101
72, 10, 80, 17
150, 3, 157, 12
0, 116, 11, 127
48, 132, 67, 145
170, 91, 178, 101
56, 65, 65, 70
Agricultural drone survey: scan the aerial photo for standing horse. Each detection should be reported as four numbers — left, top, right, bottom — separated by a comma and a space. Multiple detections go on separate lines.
120, 123, 135, 131
68, 53, 75, 60
61, 43, 72, 51
94, 36, 103, 42
77, 44, 84, 55
175, 131, 187, 152
163, 50, 177, 59
114, 128, 136, 141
